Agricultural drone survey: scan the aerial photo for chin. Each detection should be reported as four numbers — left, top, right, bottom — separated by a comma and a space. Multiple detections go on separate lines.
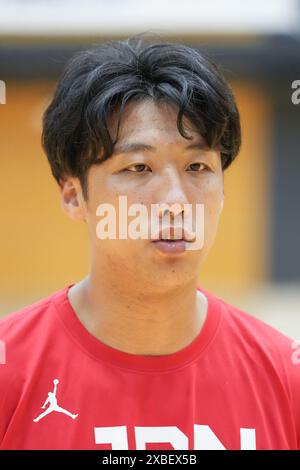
143, 263, 200, 294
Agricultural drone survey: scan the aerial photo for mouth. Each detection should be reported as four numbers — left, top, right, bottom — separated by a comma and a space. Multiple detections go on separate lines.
151, 226, 195, 242
151, 239, 187, 254
151, 226, 195, 254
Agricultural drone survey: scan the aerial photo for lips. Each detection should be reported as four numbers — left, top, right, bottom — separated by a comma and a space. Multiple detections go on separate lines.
151, 226, 195, 242
152, 239, 187, 254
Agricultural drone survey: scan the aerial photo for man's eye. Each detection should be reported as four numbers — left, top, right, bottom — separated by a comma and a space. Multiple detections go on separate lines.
187, 162, 207, 172
125, 164, 152, 173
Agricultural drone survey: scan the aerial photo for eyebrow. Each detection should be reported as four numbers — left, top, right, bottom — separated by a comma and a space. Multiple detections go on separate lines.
113, 141, 209, 155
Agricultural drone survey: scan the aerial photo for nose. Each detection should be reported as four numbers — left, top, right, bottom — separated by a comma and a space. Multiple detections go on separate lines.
155, 167, 190, 219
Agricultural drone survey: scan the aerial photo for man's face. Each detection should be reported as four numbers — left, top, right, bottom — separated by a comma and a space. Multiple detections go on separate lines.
72, 100, 224, 293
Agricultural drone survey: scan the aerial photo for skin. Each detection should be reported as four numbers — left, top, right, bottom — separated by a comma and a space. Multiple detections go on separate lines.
59, 99, 224, 355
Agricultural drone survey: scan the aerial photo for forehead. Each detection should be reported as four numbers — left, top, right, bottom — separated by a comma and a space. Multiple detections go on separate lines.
109, 99, 203, 146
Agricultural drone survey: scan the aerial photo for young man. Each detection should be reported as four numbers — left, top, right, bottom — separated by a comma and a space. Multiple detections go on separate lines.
0, 36, 299, 450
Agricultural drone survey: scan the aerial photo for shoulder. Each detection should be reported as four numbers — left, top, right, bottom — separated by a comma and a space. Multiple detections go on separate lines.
0, 285, 70, 340
203, 288, 300, 390
204, 289, 296, 353
0, 285, 70, 387
209, 291, 300, 423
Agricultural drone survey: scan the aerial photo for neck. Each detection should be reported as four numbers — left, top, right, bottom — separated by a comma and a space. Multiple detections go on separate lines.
67, 272, 208, 356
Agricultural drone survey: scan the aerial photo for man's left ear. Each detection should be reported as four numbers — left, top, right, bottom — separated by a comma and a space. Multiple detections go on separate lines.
59, 177, 86, 221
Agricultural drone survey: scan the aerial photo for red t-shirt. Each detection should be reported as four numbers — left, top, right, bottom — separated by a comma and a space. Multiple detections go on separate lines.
0, 284, 299, 450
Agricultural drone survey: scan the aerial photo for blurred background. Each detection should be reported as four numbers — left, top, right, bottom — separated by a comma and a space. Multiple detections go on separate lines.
0, 0, 299, 338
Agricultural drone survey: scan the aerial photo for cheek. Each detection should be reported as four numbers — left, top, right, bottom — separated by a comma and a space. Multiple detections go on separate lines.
84, 172, 150, 249
194, 177, 223, 241
192, 174, 223, 209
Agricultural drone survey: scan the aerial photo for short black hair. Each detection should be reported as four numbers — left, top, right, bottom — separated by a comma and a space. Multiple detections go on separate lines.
42, 34, 241, 199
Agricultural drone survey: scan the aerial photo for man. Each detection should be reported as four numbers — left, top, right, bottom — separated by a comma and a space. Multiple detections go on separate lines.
0, 35, 299, 450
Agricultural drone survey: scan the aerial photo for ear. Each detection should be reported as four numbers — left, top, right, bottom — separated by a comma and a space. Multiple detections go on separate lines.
59, 177, 86, 221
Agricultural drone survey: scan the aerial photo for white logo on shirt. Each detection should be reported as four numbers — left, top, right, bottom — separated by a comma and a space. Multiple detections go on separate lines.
33, 379, 78, 422
94, 425, 257, 450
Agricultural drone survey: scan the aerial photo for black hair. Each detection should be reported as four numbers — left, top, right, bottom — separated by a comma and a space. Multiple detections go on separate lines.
42, 34, 241, 199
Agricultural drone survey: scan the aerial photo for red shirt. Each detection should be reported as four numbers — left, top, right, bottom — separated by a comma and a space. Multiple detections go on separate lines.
0, 284, 299, 450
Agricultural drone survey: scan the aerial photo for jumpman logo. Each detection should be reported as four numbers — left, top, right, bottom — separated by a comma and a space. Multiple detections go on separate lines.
33, 379, 78, 423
